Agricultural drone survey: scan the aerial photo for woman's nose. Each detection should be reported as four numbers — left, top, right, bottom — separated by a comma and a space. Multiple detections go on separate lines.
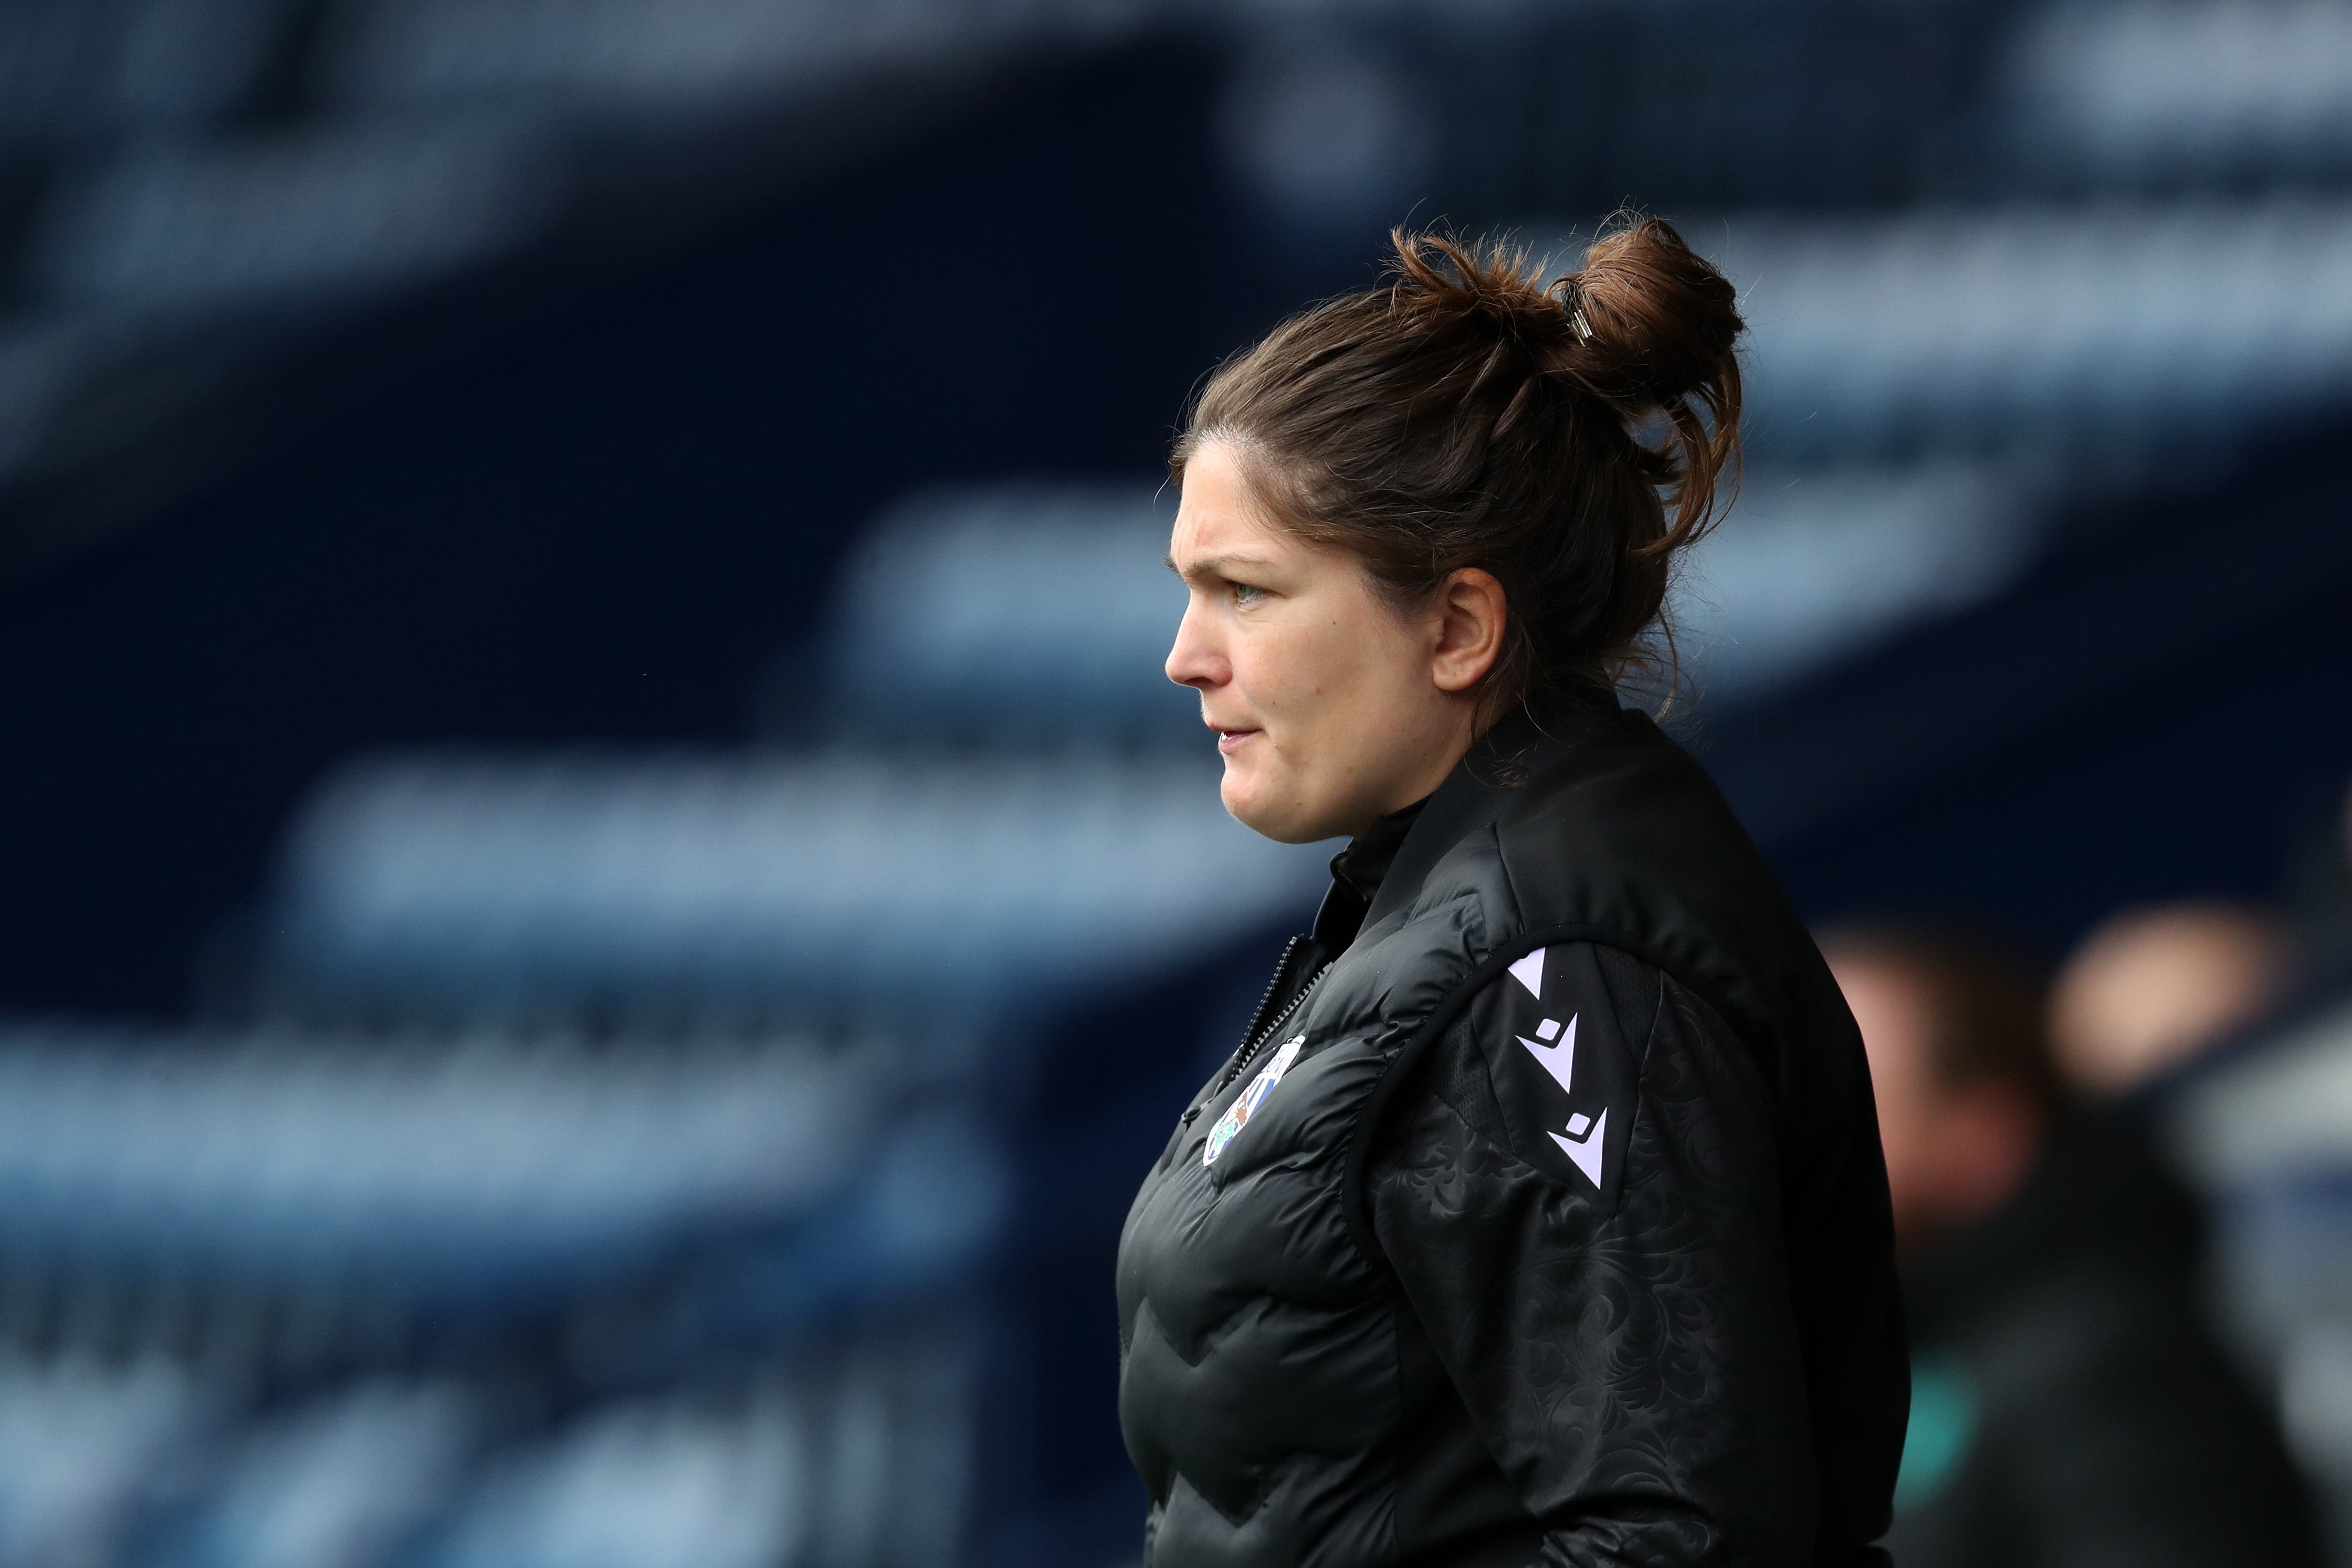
1165, 602, 1227, 690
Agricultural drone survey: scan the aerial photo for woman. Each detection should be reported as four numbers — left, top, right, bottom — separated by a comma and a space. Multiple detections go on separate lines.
1116, 220, 1907, 1568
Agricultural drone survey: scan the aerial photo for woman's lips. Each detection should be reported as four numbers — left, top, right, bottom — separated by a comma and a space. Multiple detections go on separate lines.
1214, 728, 1260, 755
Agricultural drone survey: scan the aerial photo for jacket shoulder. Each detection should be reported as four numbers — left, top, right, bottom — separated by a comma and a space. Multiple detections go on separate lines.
1493, 711, 1842, 1068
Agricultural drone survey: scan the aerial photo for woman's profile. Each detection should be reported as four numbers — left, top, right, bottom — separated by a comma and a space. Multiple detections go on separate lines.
1117, 219, 1907, 1566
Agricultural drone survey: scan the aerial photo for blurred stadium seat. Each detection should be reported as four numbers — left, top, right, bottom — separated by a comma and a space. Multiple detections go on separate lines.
2002, 0, 2352, 187
0, 1028, 882, 1296
1686, 203, 2352, 465
264, 750, 1314, 1022
0, 1023, 993, 1565
1635, 195, 2352, 698
1671, 461, 2038, 701
818, 486, 1198, 748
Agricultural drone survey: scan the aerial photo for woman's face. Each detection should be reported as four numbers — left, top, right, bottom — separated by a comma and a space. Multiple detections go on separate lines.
1164, 439, 1503, 844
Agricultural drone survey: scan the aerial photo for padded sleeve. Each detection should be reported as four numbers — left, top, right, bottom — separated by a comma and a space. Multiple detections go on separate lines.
1367, 940, 1825, 1567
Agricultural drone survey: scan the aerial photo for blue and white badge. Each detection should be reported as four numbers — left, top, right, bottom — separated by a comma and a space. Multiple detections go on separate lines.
1203, 1036, 1305, 1167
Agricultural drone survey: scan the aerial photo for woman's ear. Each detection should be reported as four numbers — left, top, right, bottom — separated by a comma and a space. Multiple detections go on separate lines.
1430, 569, 1507, 693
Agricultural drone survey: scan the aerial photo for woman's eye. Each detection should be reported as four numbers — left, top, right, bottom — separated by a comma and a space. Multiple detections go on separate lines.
1230, 581, 1266, 605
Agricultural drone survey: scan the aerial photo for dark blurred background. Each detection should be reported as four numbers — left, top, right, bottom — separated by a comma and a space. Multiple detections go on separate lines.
0, 1, 2349, 1565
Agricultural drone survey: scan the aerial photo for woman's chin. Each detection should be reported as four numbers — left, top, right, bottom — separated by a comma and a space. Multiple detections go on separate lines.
1219, 773, 1332, 846
1218, 772, 1283, 840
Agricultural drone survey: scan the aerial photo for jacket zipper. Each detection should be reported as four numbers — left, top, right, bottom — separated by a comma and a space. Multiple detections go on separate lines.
1211, 950, 1332, 1097
1238, 936, 1307, 1050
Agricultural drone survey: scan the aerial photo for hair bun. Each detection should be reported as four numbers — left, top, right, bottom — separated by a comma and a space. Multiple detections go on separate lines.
1558, 216, 1742, 413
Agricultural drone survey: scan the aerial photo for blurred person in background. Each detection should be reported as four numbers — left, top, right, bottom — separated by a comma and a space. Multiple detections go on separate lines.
2050, 901, 2292, 1099
1824, 924, 2319, 1568
1118, 220, 1906, 1568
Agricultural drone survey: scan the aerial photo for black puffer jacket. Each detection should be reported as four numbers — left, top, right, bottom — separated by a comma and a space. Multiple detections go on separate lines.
1116, 704, 1907, 1567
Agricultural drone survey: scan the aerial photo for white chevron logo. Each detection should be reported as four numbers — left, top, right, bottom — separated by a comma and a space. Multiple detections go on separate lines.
1517, 1015, 1577, 1097
1507, 947, 1546, 999
1548, 1108, 1608, 1189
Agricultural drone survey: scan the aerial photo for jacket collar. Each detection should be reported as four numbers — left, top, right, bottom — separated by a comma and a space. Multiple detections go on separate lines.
1360, 693, 1622, 933
1311, 797, 1425, 949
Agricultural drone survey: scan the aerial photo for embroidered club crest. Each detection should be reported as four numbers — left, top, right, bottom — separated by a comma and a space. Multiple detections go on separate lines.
1203, 1036, 1305, 1167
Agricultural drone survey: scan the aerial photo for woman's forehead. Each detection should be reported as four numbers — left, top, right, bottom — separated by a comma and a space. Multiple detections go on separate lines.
1169, 457, 1289, 572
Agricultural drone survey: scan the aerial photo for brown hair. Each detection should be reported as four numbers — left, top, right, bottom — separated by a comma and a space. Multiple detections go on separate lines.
1172, 215, 1744, 720
1819, 923, 2062, 1103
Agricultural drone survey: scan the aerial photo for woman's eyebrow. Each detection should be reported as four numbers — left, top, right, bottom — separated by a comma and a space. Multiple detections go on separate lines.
1167, 552, 1278, 581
